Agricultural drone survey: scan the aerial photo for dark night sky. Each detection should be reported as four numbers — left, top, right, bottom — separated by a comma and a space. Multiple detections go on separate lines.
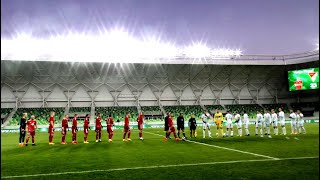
1, 0, 319, 55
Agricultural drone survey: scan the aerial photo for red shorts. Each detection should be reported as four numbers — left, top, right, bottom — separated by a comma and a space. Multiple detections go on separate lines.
124, 126, 130, 133
84, 128, 89, 134
48, 127, 54, 134
169, 126, 176, 133
72, 128, 77, 134
95, 126, 101, 132
138, 123, 143, 130
28, 131, 35, 136
107, 126, 113, 133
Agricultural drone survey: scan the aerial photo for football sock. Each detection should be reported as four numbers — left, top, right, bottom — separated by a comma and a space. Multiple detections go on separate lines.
49, 135, 53, 142
62, 136, 65, 142
99, 133, 101, 139
123, 133, 127, 139
84, 136, 87, 141
26, 137, 29, 143
220, 129, 224, 136
282, 127, 286, 135
238, 128, 242, 136
255, 128, 258, 135
190, 131, 192, 137
259, 128, 263, 135
231, 130, 233, 136
302, 127, 306, 133
245, 128, 249, 135
111, 133, 114, 139
128, 131, 131, 138
267, 127, 270, 135
208, 131, 212, 137
32, 137, 34, 143
139, 132, 142, 138
96, 133, 98, 140
203, 130, 205, 138
173, 132, 177, 138
183, 132, 186, 138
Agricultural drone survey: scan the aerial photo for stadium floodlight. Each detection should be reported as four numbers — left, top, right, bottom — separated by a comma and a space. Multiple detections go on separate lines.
140, 40, 179, 59
1, 30, 243, 63
184, 44, 211, 58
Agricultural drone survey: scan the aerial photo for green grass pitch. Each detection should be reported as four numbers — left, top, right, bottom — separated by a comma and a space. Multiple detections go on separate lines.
1, 123, 319, 179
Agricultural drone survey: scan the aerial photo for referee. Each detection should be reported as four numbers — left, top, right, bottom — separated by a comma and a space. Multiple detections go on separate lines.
177, 113, 186, 139
164, 113, 170, 139
19, 113, 27, 146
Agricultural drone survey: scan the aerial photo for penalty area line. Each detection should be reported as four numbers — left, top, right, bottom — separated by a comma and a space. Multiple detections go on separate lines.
145, 131, 279, 160
1, 157, 318, 179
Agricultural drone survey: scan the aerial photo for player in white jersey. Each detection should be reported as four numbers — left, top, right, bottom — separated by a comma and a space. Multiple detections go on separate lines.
201, 111, 212, 138
243, 111, 250, 136
225, 111, 233, 137
234, 112, 242, 137
278, 108, 286, 135
255, 111, 264, 137
271, 109, 278, 135
289, 109, 298, 135
263, 110, 272, 138
296, 110, 306, 134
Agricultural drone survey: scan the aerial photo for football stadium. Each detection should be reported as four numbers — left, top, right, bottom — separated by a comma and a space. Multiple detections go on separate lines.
1, 0, 319, 179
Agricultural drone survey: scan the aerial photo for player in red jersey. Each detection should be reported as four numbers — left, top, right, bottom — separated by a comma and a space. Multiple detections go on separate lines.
84, 114, 90, 144
61, 114, 69, 144
95, 113, 102, 142
164, 113, 179, 142
48, 111, 55, 145
72, 114, 78, 144
106, 114, 114, 142
123, 112, 131, 142
137, 112, 144, 140
25, 115, 38, 146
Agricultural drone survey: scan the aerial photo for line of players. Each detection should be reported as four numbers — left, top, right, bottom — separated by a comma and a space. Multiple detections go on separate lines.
18, 111, 145, 146
163, 108, 306, 141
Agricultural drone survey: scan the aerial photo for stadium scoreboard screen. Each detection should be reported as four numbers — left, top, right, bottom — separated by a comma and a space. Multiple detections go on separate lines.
288, 67, 319, 91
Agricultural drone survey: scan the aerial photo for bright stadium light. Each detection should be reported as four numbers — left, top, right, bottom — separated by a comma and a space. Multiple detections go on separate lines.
1, 30, 243, 63
184, 43, 211, 58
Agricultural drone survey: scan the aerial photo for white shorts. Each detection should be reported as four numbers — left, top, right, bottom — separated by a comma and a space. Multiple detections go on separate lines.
203, 122, 210, 130
298, 120, 304, 127
264, 121, 271, 127
291, 121, 297, 129
226, 122, 233, 129
255, 122, 262, 128
279, 120, 285, 127
244, 121, 249, 129
236, 122, 242, 129
272, 121, 278, 127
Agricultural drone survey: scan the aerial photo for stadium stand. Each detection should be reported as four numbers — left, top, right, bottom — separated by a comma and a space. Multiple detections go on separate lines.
205, 105, 224, 111
225, 104, 264, 119
10, 108, 64, 126
163, 105, 203, 119
95, 106, 138, 121
291, 102, 319, 117
69, 107, 91, 113
1, 108, 12, 115
262, 103, 289, 113
1, 108, 12, 124
141, 106, 161, 113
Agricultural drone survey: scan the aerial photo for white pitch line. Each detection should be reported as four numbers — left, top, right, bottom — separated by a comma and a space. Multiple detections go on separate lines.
145, 131, 279, 160
1, 156, 318, 179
